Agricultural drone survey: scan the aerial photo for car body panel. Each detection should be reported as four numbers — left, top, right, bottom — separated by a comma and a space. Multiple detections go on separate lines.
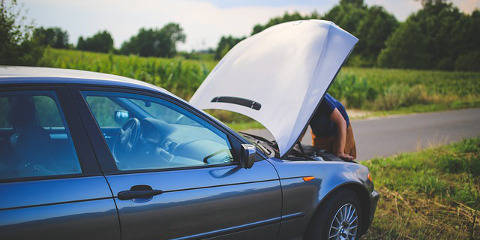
106, 160, 282, 240
0, 176, 113, 209
266, 158, 371, 239
0, 66, 174, 98
189, 20, 358, 157
0, 176, 120, 240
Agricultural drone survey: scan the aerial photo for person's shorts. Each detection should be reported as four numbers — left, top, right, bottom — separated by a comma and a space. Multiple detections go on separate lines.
312, 124, 357, 159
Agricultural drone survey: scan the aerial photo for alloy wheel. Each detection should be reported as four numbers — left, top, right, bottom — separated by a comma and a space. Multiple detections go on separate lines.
328, 203, 359, 240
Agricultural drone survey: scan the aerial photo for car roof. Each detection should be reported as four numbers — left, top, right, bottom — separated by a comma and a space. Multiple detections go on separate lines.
0, 66, 177, 98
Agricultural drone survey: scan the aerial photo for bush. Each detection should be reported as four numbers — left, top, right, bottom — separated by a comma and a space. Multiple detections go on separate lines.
0, 0, 43, 65
455, 51, 480, 72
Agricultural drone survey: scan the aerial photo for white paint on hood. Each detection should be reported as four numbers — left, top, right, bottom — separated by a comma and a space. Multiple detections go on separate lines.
190, 20, 358, 157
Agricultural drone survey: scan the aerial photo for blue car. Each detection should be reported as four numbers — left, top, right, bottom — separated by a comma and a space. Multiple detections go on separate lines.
0, 21, 378, 240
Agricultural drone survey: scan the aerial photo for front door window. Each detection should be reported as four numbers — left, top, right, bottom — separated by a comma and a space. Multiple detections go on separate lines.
82, 92, 234, 171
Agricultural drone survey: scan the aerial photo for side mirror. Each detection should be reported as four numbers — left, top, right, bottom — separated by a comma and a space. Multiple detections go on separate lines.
240, 144, 256, 169
114, 110, 130, 126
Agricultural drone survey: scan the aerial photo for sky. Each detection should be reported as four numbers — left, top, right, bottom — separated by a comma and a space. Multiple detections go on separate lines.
20, 0, 480, 51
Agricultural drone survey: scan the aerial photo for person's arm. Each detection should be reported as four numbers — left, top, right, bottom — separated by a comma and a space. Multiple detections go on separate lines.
329, 108, 353, 160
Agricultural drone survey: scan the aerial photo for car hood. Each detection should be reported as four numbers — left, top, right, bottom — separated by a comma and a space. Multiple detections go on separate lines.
189, 20, 358, 157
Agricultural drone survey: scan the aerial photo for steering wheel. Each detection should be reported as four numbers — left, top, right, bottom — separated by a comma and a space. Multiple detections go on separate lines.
113, 118, 141, 161
203, 149, 232, 164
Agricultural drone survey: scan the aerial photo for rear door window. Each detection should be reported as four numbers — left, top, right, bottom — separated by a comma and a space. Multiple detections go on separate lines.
0, 91, 82, 180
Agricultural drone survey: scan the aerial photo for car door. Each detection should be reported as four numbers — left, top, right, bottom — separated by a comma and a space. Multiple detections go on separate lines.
76, 88, 282, 240
0, 87, 119, 240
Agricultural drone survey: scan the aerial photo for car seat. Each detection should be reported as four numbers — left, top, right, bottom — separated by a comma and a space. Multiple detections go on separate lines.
8, 96, 55, 178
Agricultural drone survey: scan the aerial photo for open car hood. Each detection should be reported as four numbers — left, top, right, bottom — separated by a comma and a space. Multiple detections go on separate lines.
190, 20, 358, 157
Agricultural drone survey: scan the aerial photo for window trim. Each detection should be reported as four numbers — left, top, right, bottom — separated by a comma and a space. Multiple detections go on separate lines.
72, 86, 245, 175
0, 86, 102, 183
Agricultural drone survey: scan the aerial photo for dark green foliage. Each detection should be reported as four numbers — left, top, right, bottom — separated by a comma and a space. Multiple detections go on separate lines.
216, 0, 478, 71
77, 30, 114, 53
323, 0, 367, 34
214, 35, 245, 60
379, 2, 480, 71
214, 11, 321, 61
319, 0, 399, 67
455, 51, 480, 72
33, 27, 69, 49
221, 0, 398, 68
120, 23, 185, 58
0, 0, 43, 65
354, 6, 398, 65
251, 11, 319, 35
377, 21, 430, 69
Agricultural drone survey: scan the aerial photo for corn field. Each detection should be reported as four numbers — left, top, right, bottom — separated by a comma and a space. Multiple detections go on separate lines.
39, 48, 480, 111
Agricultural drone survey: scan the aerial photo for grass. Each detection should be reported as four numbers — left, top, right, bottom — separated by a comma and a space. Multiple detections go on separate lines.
360, 138, 480, 240
37, 48, 480, 130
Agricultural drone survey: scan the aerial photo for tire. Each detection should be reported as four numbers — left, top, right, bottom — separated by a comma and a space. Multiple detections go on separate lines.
305, 189, 362, 240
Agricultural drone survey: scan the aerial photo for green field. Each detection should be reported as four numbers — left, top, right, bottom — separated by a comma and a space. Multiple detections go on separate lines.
38, 48, 480, 129
361, 138, 480, 239
39, 48, 217, 99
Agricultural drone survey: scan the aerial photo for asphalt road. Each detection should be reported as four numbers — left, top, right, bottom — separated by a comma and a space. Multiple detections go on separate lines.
245, 108, 480, 161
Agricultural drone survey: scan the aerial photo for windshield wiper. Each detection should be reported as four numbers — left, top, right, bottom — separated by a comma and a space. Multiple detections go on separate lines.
239, 132, 278, 155
239, 132, 274, 144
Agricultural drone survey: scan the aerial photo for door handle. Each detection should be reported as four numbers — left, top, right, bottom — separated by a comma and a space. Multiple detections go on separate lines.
117, 185, 163, 200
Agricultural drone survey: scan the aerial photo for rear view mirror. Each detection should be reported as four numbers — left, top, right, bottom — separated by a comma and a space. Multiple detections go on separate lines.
114, 110, 130, 126
240, 144, 256, 169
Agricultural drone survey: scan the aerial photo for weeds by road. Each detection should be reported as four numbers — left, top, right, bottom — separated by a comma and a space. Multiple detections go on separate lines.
361, 138, 480, 239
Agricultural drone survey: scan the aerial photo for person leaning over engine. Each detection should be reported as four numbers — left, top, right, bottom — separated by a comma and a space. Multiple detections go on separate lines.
310, 93, 356, 161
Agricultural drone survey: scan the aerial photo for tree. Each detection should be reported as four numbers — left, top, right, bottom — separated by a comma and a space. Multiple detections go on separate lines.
340, 0, 364, 7
33, 27, 69, 49
377, 20, 430, 69
378, 1, 478, 70
454, 10, 480, 71
323, 0, 367, 34
77, 30, 114, 53
355, 6, 398, 65
0, 0, 43, 65
216, 11, 320, 61
322, 0, 400, 67
251, 11, 320, 35
120, 23, 185, 58
247, 0, 398, 67
214, 35, 245, 60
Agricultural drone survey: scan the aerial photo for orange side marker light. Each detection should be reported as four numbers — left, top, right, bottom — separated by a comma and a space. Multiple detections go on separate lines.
303, 176, 315, 182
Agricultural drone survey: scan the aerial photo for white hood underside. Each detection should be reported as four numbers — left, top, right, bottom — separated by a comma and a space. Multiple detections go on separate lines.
190, 20, 358, 157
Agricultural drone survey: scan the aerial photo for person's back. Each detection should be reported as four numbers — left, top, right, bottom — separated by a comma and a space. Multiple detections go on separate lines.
309, 93, 356, 160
